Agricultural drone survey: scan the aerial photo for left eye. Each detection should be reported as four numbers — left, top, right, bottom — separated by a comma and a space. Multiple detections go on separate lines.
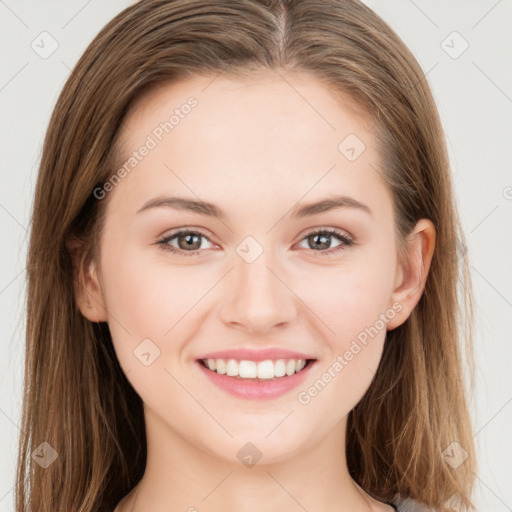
156, 228, 354, 257
296, 229, 354, 255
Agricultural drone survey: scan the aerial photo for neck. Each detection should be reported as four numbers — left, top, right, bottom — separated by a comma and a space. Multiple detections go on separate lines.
118, 409, 383, 512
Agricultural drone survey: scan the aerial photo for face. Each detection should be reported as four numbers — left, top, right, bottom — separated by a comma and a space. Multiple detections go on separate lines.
81, 71, 425, 465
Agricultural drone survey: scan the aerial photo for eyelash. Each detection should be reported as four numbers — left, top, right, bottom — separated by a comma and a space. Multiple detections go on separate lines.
156, 228, 354, 257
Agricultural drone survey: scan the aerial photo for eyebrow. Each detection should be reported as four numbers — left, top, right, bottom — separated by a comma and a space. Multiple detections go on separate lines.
136, 195, 372, 219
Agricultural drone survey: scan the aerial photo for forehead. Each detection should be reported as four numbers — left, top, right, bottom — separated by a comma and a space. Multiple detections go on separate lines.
108, 71, 388, 219
118, 69, 374, 160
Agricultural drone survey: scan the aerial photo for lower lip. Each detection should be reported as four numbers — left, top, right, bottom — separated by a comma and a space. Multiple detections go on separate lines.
196, 360, 316, 400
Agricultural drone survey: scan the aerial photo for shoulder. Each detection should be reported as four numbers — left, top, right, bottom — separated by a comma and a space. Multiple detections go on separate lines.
391, 497, 443, 512
390, 496, 462, 512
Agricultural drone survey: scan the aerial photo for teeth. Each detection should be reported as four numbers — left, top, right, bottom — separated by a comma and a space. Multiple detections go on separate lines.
202, 358, 308, 379
239, 360, 258, 378
216, 359, 226, 374
226, 359, 238, 377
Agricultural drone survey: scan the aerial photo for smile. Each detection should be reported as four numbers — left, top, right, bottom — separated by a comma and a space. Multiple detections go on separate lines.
199, 357, 313, 379
196, 357, 317, 399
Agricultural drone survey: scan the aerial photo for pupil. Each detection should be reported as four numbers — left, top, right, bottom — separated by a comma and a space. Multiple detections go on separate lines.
311, 233, 329, 250
180, 233, 200, 250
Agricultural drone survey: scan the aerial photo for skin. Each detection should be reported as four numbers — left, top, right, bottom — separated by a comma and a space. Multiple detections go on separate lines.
74, 70, 435, 512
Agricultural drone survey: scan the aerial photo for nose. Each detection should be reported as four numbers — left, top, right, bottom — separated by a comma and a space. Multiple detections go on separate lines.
218, 246, 298, 334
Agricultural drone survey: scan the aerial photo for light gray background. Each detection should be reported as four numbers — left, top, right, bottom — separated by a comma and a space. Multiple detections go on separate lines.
1, 1, 511, 511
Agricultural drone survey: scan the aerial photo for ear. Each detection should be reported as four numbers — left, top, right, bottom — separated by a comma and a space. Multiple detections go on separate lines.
386, 218, 436, 331
67, 238, 108, 322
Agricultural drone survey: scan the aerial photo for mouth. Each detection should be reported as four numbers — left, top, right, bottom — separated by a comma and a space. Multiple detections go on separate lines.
197, 357, 317, 381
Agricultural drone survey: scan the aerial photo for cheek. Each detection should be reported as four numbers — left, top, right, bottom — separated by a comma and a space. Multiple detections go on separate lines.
294, 270, 393, 426
304, 251, 396, 347
295, 250, 395, 400
98, 243, 214, 365
332, 271, 392, 349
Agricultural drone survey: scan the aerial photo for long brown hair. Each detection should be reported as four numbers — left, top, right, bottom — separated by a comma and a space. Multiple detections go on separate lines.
17, 1, 477, 510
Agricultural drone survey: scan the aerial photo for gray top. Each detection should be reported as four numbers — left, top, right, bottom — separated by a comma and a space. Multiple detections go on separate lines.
391, 497, 437, 511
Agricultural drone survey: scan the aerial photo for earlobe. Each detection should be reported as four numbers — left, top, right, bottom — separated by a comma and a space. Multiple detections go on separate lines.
386, 219, 436, 330
67, 238, 108, 323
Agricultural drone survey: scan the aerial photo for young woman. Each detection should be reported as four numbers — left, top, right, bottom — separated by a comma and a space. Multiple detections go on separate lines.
17, 1, 477, 511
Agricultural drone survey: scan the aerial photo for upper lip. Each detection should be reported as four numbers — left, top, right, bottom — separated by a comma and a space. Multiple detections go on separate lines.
196, 348, 317, 362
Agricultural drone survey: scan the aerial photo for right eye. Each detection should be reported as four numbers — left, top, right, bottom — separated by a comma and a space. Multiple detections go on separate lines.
156, 229, 216, 256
